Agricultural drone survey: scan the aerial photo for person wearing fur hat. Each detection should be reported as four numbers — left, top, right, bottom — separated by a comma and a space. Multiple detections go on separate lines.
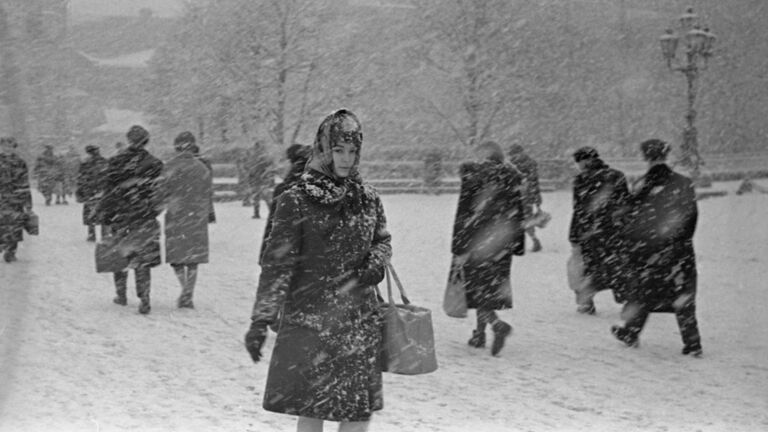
97, 125, 163, 314
76, 145, 108, 242
158, 131, 213, 309
0, 137, 33, 263
568, 146, 630, 315
611, 139, 702, 357
451, 140, 524, 357
259, 143, 312, 264
245, 109, 391, 432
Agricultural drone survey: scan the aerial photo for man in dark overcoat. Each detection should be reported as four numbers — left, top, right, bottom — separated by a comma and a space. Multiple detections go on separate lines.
76, 145, 108, 242
97, 125, 163, 314
611, 139, 702, 357
568, 147, 630, 315
34, 145, 58, 206
0, 137, 33, 263
508, 143, 543, 252
451, 141, 524, 356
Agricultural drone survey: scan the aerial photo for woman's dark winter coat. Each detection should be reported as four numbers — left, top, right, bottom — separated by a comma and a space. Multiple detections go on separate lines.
76, 154, 108, 225
622, 164, 698, 309
160, 152, 213, 265
251, 169, 391, 422
0, 152, 32, 244
568, 158, 630, 298
451, 160, 525, 310
98, 146, 164, 268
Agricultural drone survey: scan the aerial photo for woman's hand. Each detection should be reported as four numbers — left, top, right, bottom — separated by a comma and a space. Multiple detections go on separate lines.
244, 321, 268, 363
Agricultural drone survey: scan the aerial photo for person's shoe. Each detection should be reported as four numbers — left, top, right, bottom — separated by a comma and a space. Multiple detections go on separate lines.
531, 238, 542, 252
252, 214, 260, 219
611, 325, 639, 348
177, 297, 195, 309
491, 321, 513, 356
682, 345, 703, 357
86, 235, 96, 242
577, 303, 596, 315
467, 330, 486, 348
138, 298, 151, 314
113, 295, 127, 306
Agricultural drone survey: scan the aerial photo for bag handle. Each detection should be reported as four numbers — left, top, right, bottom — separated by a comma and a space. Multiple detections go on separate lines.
385, 262, 410, 305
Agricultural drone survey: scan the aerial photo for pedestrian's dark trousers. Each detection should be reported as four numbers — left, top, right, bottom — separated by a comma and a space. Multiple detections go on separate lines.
625, 296, 701, 348
114, 268, 151, 299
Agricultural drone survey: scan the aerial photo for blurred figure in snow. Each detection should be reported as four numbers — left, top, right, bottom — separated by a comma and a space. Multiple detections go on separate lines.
508, 143, 543, 252
97, 125, 163, 314
259, 143, 312, 263
159, 132, 213, 309
245, 109, 391, 432
568, 146, 630, 314
0, 137, 33, 263
33, 145, 58, 206
75, 145, 108, 242
189, 142, 216, 224
450, 140, 524, 356
244, 140, 275, 219
611, 139, 702, 357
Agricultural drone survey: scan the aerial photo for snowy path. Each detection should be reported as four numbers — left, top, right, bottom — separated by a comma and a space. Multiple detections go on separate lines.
1, 185, 767, 432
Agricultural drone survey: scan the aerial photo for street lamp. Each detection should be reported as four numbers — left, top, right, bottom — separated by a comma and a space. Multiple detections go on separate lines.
659, 7, 716, 185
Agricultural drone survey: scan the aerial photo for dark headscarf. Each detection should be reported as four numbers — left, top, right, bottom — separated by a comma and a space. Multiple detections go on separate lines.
306, 109, 363, 182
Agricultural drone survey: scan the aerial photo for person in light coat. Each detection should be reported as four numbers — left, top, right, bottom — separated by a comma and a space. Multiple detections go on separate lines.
160, 132, 214, 309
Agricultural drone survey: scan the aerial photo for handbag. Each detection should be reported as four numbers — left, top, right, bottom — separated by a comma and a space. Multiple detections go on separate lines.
523, 208, 551, 229
95, 231, 129, 273
23, 211, 39, 235
443, 262, 467, 318
377, 263, 438, 375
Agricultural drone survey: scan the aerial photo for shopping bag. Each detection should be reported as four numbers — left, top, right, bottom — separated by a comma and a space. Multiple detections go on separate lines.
23, 211, 39, 235
377, 263, 438, 375
523, 208, 551, 229
443, 263, 467, 318
95, 232, 128, 273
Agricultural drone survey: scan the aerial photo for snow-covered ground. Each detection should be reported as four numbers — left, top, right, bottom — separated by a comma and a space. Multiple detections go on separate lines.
1, 183, 767, 432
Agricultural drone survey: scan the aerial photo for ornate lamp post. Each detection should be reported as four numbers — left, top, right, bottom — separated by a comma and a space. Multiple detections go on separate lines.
659, 7, 716, 185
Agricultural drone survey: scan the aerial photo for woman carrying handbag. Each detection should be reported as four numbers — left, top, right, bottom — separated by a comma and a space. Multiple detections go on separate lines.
244, 110, 392, 432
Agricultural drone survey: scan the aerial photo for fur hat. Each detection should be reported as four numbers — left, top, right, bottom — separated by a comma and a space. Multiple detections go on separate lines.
173, 131, 196, 151
126, 125, 149, 146
640, 139, 670, 162
573, 146, 599, 162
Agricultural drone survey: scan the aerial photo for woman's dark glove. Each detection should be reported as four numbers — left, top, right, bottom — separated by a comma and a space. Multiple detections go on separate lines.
354, 265, 385, 287
244, 321, 268, 363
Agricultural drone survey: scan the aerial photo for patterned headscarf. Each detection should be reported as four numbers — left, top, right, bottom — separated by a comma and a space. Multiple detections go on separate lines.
306, 109, 363, 182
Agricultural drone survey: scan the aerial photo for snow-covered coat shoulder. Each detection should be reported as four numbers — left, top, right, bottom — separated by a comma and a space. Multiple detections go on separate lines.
251, 169, 391, 422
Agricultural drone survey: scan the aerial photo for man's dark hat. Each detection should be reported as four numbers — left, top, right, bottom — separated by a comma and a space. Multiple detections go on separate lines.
640, 139, 670, 162
85, 145, 99, 155
573, 146, 599, 162
126, 125, 150, 146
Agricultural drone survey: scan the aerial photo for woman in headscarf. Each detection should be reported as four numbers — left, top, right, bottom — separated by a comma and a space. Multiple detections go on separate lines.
245, 109, 391, 432
451, 140, 525, 356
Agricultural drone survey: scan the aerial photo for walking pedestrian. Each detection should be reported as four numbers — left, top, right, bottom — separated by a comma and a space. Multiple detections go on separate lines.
245, 141, 275, 219
34, 145, 58, 206
450, 140, 524, 356
0, 137, 33, 263
75, 145, 108, 242
611, 139, 702, 357
568, 146, 630, 314
245, 109, 391, 432
97, 125, 163, 314
259, 143, 312, 263
507, 143, 543, 251
160, 132, 213, 309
